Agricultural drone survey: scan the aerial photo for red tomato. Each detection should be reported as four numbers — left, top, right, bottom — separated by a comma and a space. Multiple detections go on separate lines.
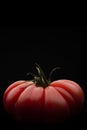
3, 64, 84, 123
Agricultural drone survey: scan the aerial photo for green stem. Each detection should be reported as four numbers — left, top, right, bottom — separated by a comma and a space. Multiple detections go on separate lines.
26, 64, 60, 88
35, 63, 49, 87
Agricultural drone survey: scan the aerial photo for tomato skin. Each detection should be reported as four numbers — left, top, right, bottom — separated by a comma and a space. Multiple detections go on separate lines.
3, 79, 84, 123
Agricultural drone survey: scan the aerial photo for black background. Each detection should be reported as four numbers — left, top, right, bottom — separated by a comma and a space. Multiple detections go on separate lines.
0, 26, 87, 129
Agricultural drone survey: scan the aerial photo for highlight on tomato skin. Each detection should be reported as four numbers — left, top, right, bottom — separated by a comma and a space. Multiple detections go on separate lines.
3, 64, 85, 124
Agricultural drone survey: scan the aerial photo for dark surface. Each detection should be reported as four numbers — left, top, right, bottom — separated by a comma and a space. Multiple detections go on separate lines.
0, 26, 87, 129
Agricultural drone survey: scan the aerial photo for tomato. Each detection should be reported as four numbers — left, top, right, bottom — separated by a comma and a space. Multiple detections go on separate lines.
3, 64, 84, 123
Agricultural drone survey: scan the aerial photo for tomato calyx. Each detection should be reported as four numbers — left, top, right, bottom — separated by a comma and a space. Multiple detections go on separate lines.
27, 64, 60, 88
28, 64, 49, 87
